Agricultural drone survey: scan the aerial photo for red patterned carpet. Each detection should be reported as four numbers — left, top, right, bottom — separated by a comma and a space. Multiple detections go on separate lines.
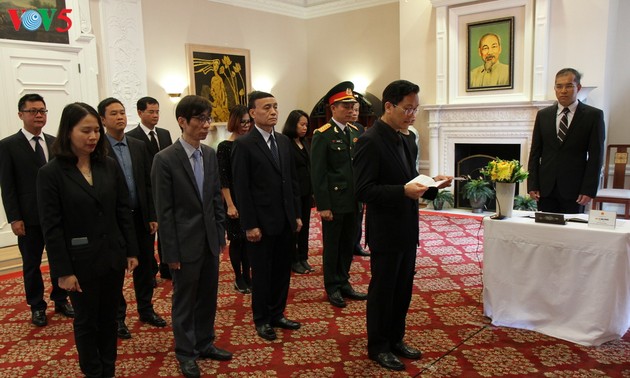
0, 212, 628, 377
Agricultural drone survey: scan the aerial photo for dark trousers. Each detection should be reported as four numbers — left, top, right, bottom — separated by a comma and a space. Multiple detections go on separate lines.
321, 211, 357, 294
228, 238, 250, 284
70, 268, 125, 378
294, 195, 312, 263
367, 244, 416, 356
118, 211, 155, 321
19, 225, 67, 311
539, 185, 583, 214
247, 226, 292, 326
171, 246, 219, 362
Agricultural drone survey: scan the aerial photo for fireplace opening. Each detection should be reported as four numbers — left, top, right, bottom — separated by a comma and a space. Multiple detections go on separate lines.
454, 143, 521, 210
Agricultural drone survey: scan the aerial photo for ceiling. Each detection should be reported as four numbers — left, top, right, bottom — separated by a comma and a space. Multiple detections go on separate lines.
207, 0, 397, 19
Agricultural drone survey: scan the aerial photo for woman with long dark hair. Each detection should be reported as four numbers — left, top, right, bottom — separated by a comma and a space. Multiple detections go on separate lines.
217, 105, 252, 292
37, 102, 138, 377
282, 109, 314, 274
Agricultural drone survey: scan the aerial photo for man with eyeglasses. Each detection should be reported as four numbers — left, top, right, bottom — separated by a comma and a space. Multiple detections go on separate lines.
527, 68, 605, 214
152, 95, 232, 378
0, 93, 73, 327
127, 96, 173, 282
354, 80, 452, 371
469, 32, 510, 88
311, 81, 367, 309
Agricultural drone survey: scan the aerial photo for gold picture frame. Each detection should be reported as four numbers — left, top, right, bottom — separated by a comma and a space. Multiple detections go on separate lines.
186, 44, 251, 123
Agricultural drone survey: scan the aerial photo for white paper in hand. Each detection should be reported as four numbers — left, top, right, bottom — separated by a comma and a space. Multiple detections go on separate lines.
407, 174, 446, 187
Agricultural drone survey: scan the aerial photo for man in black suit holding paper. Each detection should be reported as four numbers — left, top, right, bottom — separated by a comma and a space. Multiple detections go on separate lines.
231, 91, 302, 342
0, 93, 73, 327
98, 98, 166, 340
354, 80, 452, 371
527, 68, 605, 214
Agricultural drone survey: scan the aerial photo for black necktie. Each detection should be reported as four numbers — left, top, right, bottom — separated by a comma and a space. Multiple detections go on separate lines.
269, 134, 280, 166
343, 127, 351, 145
558, 108, 570, 143
149, 130, 159, 152
33, 136, 46, 166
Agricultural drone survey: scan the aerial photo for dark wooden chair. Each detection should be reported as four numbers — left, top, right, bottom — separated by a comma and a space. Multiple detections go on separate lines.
592, 144, 630, 219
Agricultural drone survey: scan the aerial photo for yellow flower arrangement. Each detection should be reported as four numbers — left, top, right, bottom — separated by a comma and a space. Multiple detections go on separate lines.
481, 158, 529, 183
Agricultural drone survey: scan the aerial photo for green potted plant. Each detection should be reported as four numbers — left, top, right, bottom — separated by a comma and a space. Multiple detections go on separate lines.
431, 189, 454, 210
514, 194, 537, 211
462, 177, 494, 213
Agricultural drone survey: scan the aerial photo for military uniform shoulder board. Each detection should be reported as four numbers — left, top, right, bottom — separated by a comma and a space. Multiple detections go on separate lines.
315, 123, 332, 133
347, 123, 359, 132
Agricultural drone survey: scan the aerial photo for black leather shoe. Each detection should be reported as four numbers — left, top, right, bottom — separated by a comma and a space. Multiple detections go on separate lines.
178, 359, 200, 378
301, 260, 314, 272
328, 291, 347, 308
271, 317, 301, 330
234, 280, 251, 294
117, 321, 131, 339
199, 344, 233, 360
255, 324, 277, 341
354, 247, 370, 256
32, 310, 47, 327
54, 302, 75, 318
292, 262, 308, 274
392, 341, 422, 359
139, 312, 167, 327
369, 352, 405, 371
340, 287, 368, 300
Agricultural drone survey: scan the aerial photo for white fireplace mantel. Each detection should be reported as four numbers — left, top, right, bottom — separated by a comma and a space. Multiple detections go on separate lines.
423, 101, 554, 193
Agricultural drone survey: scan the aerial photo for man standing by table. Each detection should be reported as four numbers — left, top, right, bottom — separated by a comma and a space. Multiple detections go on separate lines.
527, 68, 605, 213
354, 80, 452, 371
311, 81, 367, 308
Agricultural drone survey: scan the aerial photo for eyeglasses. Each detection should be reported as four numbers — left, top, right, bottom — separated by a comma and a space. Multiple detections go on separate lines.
240, 119, 251, 125
192, 115, 213, 124
554, 84, 577, 91
392, 104, 419, 116
21, 109, 48, 115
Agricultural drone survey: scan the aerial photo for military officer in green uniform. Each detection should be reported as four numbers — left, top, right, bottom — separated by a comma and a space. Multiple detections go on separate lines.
311, 81, 368, 308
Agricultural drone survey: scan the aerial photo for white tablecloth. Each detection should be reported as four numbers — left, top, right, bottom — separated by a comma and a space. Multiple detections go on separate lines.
482, 211, 630, 346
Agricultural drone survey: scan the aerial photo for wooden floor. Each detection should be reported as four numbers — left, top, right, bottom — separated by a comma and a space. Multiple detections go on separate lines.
0, 244, 24, 275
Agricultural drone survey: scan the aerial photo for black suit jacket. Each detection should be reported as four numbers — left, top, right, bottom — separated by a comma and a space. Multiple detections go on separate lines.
289, 138, 312, 197
527, 101, 605, 199
151, 140, 226, 263
354, 119, 420, 251
105, 137, 156, 231
126, 125, 173, 159
231, 127, 300, 236
0, 130, 55, 226
37, 157, 139, 281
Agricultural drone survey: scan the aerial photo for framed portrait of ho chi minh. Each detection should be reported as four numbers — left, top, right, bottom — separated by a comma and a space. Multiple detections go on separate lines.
186, 44, 251, 124
446, 0, 537, 104
467, 17, 514, 92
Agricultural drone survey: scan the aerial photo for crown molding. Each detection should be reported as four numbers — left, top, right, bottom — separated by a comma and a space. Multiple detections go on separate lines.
207, 0, 397, 19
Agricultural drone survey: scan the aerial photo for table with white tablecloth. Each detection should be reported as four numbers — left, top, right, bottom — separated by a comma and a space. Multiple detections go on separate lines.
482, 211, 630, 346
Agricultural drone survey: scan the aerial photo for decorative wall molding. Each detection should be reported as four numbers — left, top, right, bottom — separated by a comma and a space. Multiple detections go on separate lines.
98, 0, 147, 123
207, 0, 397, 19
423, 101, 554, 194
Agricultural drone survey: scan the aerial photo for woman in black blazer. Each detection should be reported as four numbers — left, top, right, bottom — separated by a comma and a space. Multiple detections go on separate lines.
282, 110, 313, 274
37, 102, 138, 378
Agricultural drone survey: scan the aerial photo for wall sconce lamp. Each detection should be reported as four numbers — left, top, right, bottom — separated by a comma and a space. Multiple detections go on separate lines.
168, 92, 182, 99
162, 74, 187, 102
